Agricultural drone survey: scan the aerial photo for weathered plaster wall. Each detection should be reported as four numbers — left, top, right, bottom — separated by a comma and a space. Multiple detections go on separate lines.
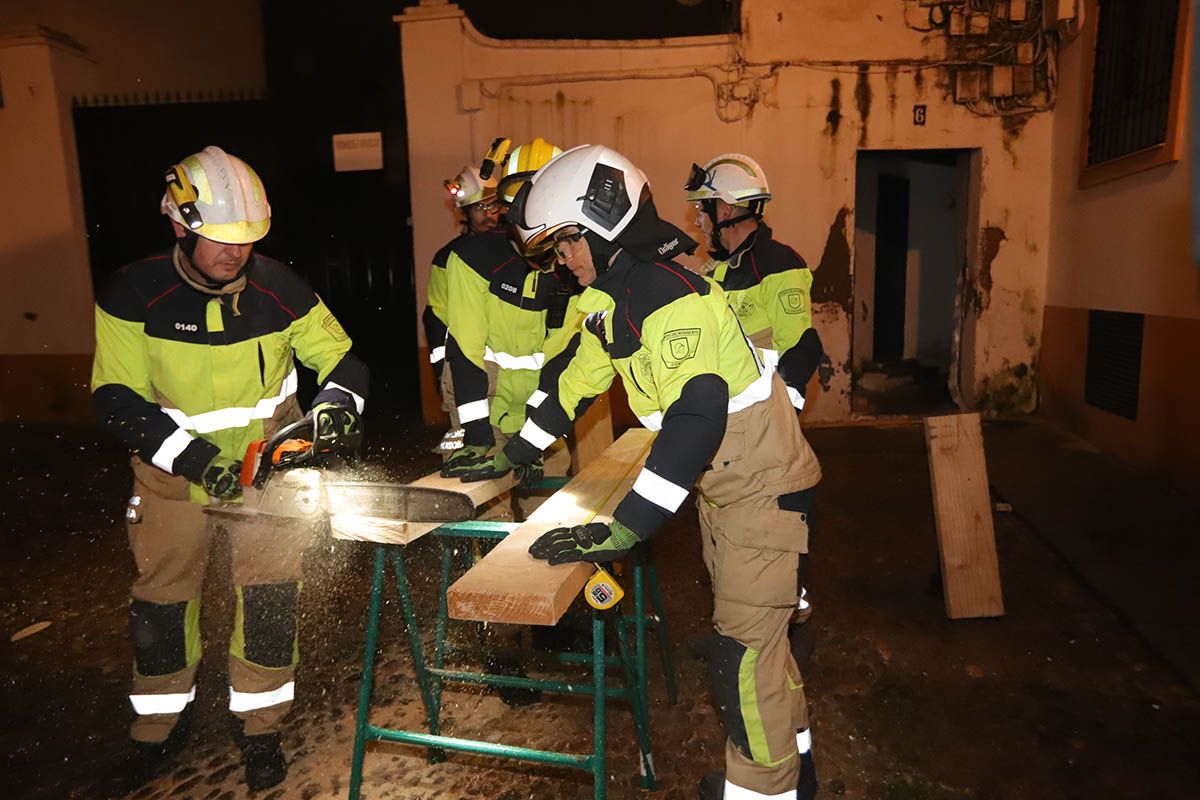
397, 0, 1053, 421
1043, 0, 1200, 497
0, 2, 265, 421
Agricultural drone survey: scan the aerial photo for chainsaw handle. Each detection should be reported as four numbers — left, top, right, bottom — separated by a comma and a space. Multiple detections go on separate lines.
252, 415, 317, 488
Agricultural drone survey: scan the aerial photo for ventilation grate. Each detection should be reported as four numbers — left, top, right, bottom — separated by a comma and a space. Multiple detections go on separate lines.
1084, 310, 1144, 420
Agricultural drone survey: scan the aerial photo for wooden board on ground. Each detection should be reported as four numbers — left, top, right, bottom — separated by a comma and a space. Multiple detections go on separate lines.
447, 428, 655, 626
924, 413, 1005, 619
330, 471, 516, 545
568, 391, 614, 474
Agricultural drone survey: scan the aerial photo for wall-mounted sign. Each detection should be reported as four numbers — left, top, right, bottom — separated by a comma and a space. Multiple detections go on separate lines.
913, 105, 927, 126
333, 132, 383, 172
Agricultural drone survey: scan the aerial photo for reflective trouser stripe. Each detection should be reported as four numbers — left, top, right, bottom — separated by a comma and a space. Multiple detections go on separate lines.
518, 418, 557, 450
796, 728, 812, 754
130, 686, 196, 716
163, 369, 298, 434
150, 427, 193, 473
429, 345, 446, 363
324, 381, 366, 413
457, 398, 489, 423
229, 681, 295, 712
632, 468, 689, 512
723, 780, 798, 800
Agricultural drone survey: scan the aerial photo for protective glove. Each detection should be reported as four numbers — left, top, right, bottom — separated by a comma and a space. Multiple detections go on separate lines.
459, 452, 544, 488
313, 401, 361, 441
528, 520, 640, 566
200, 455, 242, 499
440, 444, 491, 478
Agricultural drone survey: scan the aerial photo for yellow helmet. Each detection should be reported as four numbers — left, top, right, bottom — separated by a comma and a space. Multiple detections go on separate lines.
161, 146, 271, 244
497, 137, 563, 204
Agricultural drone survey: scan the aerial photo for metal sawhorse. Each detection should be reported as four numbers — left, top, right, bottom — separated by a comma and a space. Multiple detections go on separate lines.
347, 507, 677, 800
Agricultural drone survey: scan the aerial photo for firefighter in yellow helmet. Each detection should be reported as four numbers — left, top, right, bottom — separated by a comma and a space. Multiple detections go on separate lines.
424, 165, 501, 454
93, 146, 368, 794
439, 137, 573, 482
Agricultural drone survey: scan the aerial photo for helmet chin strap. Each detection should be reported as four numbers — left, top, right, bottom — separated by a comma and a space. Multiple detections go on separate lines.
702, 201, 761, 254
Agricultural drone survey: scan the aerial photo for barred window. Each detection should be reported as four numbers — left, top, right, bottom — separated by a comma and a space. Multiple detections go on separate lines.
1081, 0, 1189, 185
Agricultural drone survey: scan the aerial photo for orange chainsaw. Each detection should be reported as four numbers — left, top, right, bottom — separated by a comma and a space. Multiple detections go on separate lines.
209, 410, 474, 525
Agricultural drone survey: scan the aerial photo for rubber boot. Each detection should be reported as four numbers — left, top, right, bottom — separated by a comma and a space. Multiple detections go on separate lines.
240, 732, 287, 792
97, 704, 193, 797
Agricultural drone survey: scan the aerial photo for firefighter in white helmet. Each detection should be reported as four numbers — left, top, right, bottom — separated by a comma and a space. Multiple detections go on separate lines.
424, 165, 501, 454
93, 145, 368, 794
686, 153, 825, 666
465, 144, 820, 800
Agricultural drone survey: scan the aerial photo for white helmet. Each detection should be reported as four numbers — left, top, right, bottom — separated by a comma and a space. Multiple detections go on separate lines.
161, 146, 271, 244
684, 153, 771, 206
511, 144, 648, 254
444, 166, 497, 208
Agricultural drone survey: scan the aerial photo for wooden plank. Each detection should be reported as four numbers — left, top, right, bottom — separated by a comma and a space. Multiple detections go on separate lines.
329, 471, 515, 545
569, 391, 615, 474
924, 413, 1005, 619
447, 428, 655, 626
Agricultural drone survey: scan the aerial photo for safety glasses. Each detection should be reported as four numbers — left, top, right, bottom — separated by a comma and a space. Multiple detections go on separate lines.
552, 229, 585, 258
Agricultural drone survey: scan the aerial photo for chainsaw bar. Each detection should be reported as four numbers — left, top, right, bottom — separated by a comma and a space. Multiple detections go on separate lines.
323, 481, 475, 523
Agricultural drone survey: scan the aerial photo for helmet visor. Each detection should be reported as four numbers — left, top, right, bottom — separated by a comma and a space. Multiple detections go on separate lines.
684, 162, 709, 193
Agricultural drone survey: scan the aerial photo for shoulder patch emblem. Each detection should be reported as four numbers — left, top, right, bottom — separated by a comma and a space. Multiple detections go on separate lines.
661, 328, 700, 369
778, 289, 807, 315
322, 312, 349, 342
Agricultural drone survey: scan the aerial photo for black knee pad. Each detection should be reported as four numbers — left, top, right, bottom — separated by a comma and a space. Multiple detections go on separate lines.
130, 598, 188, 676
241, 583, 298, 668
705, 633, 752, 756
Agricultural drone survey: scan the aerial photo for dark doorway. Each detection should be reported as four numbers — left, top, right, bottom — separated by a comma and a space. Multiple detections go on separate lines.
853, 149, 975, 416
872, 174, 910, 362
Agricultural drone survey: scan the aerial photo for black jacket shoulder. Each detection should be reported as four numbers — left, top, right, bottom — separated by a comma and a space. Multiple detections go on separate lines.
244, 254, 319, 320
97, 251, 180, 322
450, 230, 520, 279
433, 232, 470, 269
625, 255, 710, 333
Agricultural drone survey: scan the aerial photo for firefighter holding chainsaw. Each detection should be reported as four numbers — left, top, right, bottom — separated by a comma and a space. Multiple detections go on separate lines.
461, 145, 820, 800
91, 146, 368, 794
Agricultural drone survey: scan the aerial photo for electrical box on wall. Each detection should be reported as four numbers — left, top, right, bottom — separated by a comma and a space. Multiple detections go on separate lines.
949, 9, 966, 35
990, 65, 1014, 97
1043, 0, 1076, 30
968, 12, 991, 34
1010, 0, 1028, 21
955, 70, 984, 103
1016, 42, 1035, 64
1013, 65, 1036, 96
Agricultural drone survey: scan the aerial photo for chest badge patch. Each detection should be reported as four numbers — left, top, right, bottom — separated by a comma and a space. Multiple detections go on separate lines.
661, 328, 700, 369
778, 289, 807, 315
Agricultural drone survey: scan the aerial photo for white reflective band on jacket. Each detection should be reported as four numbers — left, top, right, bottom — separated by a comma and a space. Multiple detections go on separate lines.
635, 359, 777, 433
151, 426, 195, 473
759, 348, 805, 409
163, 369, 299, 434
228, 681, 295, 713
484, 347, 545, 371
632, 468, 690, 512
528, 389, 548, 408
517, 417, 557, 450
324, 380, 366, 413
723, 780, 798, 800
129, 685, 196, 715
457, 398, 490, 423
429, 345, 447, 364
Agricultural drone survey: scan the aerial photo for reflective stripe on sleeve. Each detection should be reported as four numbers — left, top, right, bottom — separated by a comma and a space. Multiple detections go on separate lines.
728, 361, 774, 414
796, 728, 812, 754
528, 389, 548, 408
163, 369, 299, 434
785, 385, 805, 410
484, 347, 545, 371
631, 468, 690, 512
429, 345, 447, 364
637, 411, 664, 431
228, 681, 295, 713
151, 427, 194, 473
325, 381, 366, 413
130, 685, 196, 716
519, 418, 557, 450
457, 398, 490, 423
